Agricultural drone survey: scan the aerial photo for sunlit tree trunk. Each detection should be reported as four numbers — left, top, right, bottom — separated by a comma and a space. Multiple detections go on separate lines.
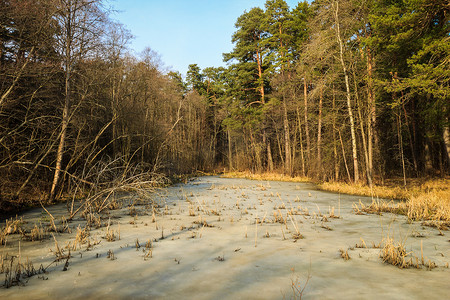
338, 129, 352, 182
267, 142, 274, 172
357, 92, 371, 186
50, 1, 73, 201
397, 111, 407, 186
366, 46, 375, 181
256, 49, 264, 103
228, 128, 233, 170
297, 107, 306, 177
444, 119, 450, 167
333, 0, 359, 182
274, 125, 284, 167
317, 86, 323, 174
50, 0, 104, 200
353, 68, 372, 186
283, 93, 291, 175
303, 77, 310, 171
332, 87, 339, 180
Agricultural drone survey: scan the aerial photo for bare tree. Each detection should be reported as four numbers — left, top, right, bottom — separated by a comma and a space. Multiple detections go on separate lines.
49, 0, 106, 201
332, 0, 359, 182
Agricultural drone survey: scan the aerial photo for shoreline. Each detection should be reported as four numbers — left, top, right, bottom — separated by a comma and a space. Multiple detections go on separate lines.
221, 171, 450, 224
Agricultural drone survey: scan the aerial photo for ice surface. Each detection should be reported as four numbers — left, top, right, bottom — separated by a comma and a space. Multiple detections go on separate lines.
1, 176, 449, 299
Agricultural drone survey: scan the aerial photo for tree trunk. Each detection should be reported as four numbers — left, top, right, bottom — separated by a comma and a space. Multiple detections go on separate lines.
366, 46, 375, 181
267, 142, 274, 172
50, 65, 70, 201
50, 3, 74, 200
111, 72, 119, 156
256, 49, 264, 103
444, 118, 450, 167
334, 0, 359, 182
303, 77, 310, 169
250, 129, 262, 172
297, 107, 306, 177
317, 85, 323, 174
292, 126, 297, 175
357, 95, 372, 186
275, 126, 284, 167
353, 68, 372, 186
283, 94, 291, 175
338, 129, 352, 183
256, 48, 270, 171
228, 128, 233, 170
332, 87, 340, 180
397, 111, 407, 186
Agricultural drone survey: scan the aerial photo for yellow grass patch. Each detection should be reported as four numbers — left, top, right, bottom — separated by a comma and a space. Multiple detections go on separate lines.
322, 178, 450, 224
319, 181, 410, 200
407, 190, 450, 225
381, 237, 437, 270
222, 171, 310, 183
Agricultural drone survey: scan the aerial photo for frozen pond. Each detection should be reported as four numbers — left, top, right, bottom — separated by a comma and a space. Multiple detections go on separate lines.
1, 176, 449, 299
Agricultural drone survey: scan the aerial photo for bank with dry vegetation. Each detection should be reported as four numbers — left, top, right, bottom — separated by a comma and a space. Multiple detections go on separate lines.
222, 171, 310, 183
321, 178, 450, 227
223, 172, 450, 228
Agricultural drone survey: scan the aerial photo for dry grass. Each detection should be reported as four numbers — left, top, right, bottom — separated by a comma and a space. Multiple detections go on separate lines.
222, 171, 310, 183
322, 178, 450, 225
75, 225, 90, 246
83, 211, 102, 229
380, 237, 411, 268
1, 217, 49, 244
214, 254, 225, 262
104, 220, 120, 242
1, 216, 73, 244
320, 177, 449, 201
339, 249, 350, 260
380, 237, 437, 270
0, 253, 46, 288
353, 199, 408, 216
320, 181, 409, 200
106, 249, 116, 260
24, 224, 48, 241
2, 217, 25, 236
407, 190, 449, 223
143, 239, 153, 260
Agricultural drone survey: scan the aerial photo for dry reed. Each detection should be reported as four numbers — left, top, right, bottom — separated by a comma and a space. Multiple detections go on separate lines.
380, 237, 437, 270
0, 253, 46, 288
322, 178, 450, 226
339, 249, 350, 260
222, 171, 310, 183
104, 219, 120, 242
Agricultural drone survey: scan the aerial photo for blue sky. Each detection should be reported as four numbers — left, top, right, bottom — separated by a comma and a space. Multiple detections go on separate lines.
109, 0, 302, 76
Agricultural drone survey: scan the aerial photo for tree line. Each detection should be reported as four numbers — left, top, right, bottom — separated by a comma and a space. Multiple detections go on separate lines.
0, 0, 448, 211
0, 0, 213, 211
188, 0, 449, 185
